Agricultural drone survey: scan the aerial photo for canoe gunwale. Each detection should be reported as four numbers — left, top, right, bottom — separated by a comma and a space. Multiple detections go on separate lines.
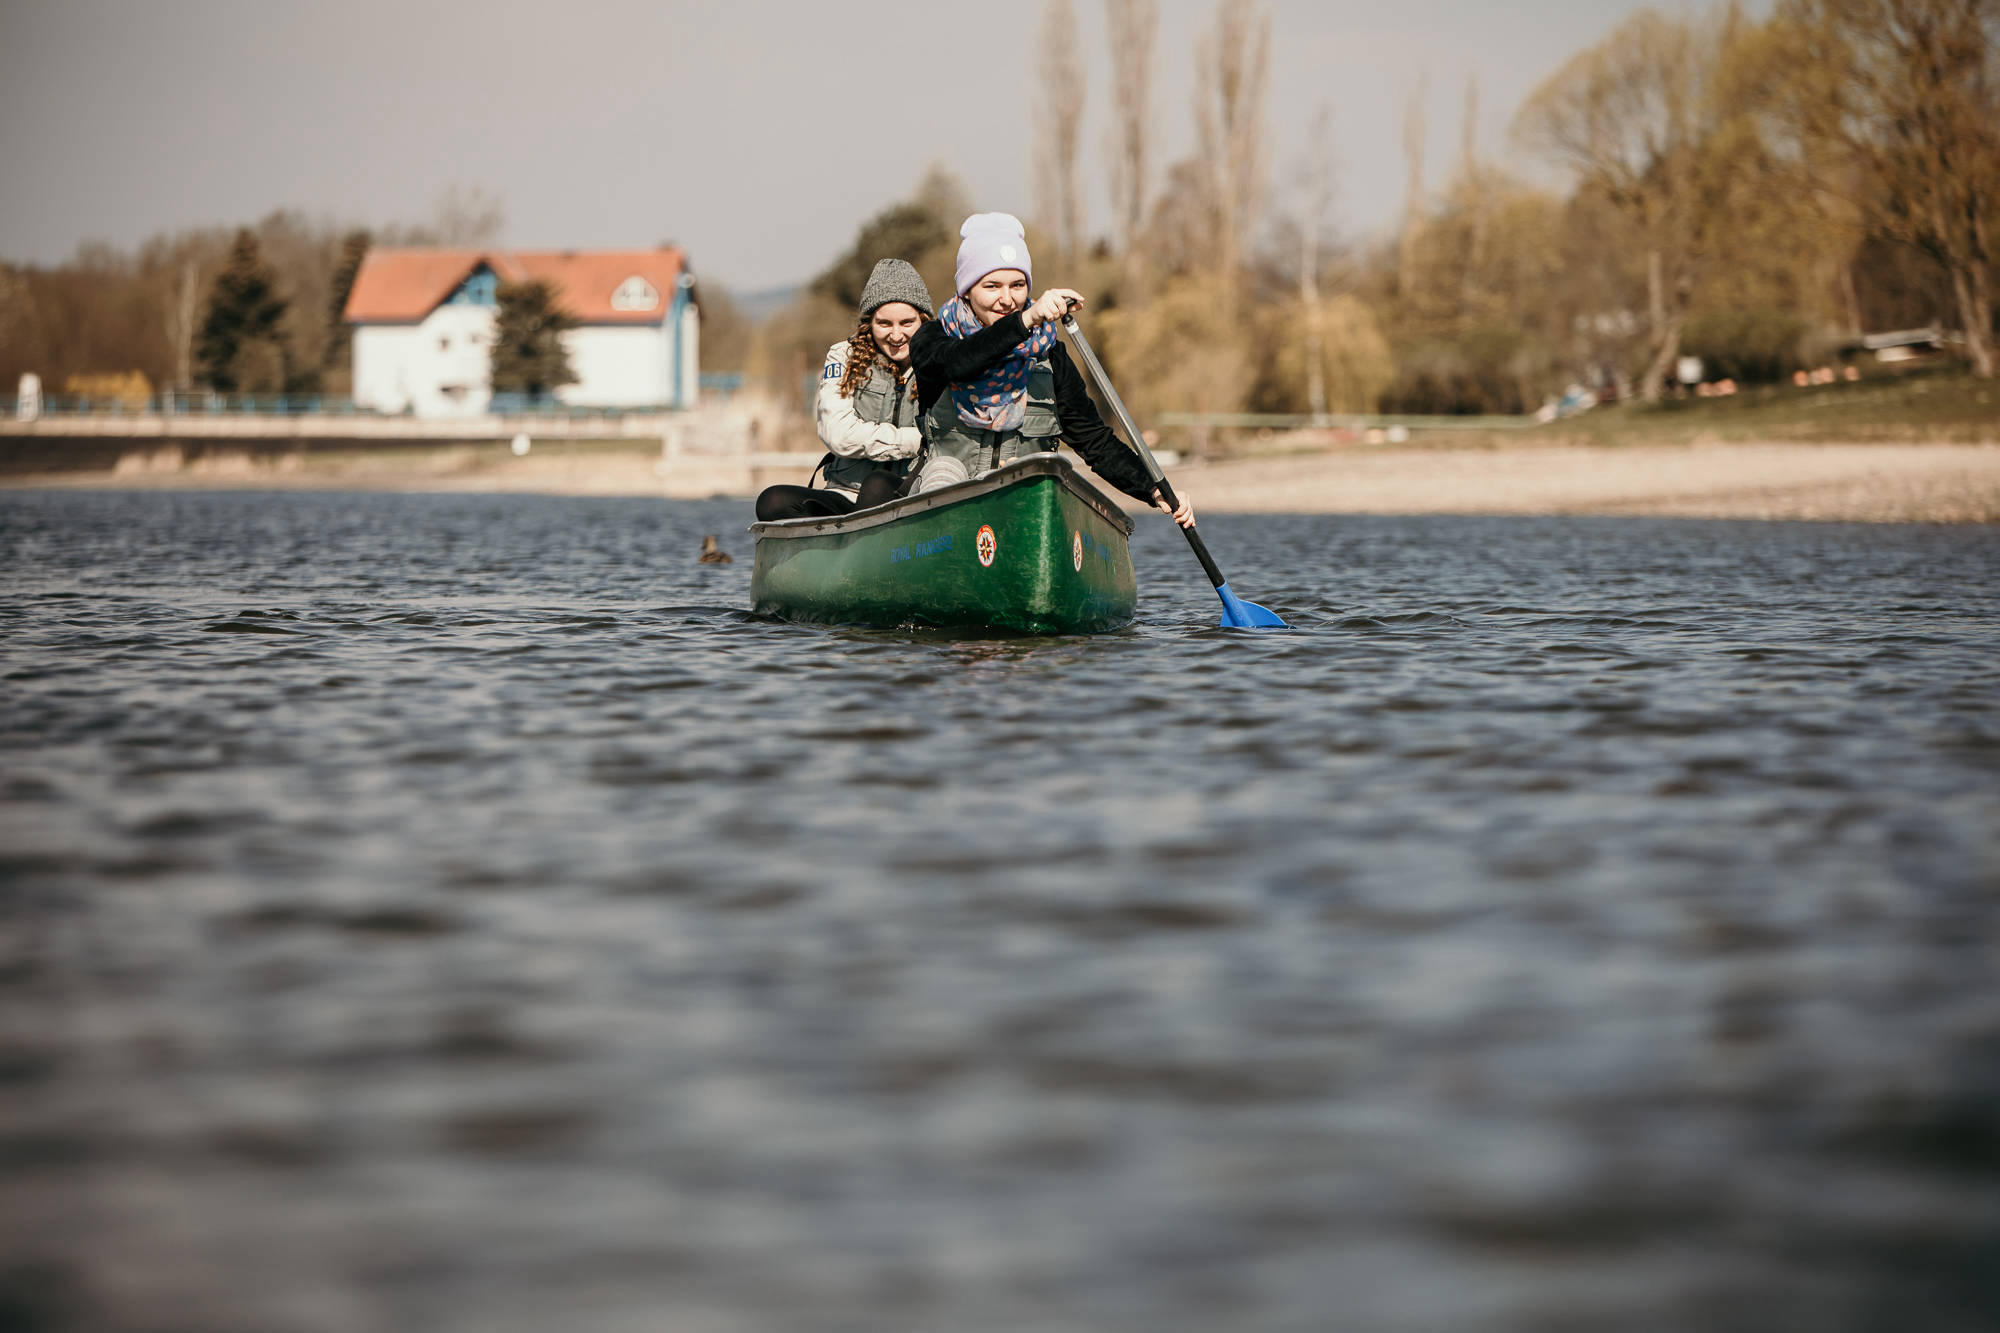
747, 453, 1134, 542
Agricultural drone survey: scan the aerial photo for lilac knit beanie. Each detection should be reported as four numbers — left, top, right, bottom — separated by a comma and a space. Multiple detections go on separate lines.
954, 213, 1032, 296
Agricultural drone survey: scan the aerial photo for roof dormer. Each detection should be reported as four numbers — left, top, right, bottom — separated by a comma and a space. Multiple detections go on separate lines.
610, 275, 660, 313
444, 263, 499, 307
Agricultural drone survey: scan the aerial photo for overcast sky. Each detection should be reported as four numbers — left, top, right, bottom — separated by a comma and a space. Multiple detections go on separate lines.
1, 0, 1729, 293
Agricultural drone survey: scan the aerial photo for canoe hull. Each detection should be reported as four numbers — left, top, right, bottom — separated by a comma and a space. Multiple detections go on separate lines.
749, 454, 1137, 634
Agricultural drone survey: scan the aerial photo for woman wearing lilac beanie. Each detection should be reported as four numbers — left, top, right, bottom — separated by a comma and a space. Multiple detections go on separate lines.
907, 213, 1194, 526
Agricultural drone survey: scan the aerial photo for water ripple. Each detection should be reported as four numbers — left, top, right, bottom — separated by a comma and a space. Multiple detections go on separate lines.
0, 491, 1996, 1333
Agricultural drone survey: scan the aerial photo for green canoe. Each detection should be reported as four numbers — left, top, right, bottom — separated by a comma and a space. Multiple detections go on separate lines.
749, 453, 1138, 633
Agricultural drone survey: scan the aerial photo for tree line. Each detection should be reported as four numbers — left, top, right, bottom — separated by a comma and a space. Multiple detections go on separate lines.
0, 184, 754, 402
0, 186, 502, 398
6, 0, 1990, 417
756, 0, 1995, 429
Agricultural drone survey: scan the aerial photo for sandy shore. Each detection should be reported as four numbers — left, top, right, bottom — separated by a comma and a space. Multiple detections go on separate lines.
1179, 442, 2000, 524
7, 440, 1998, 523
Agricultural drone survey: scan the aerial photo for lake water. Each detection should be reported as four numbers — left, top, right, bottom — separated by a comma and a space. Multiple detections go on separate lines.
2, 489, 1997, 1332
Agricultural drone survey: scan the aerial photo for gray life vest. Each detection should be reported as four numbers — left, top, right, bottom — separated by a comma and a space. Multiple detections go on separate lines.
821, 356, 917, 499
916, 357, 1061, 490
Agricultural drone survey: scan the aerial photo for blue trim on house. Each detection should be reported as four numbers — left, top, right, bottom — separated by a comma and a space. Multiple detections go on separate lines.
667, 272, 695, 407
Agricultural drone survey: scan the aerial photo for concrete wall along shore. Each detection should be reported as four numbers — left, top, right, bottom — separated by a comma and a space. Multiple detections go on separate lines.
0, 398, 823, 498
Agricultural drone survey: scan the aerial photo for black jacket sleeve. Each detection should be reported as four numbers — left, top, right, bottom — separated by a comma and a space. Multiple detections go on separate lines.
911, 312, 1031, 413
1048, 343, 1158, 504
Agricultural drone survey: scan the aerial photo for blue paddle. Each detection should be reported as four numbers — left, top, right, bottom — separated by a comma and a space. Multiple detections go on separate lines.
1061, 312, 1287, 629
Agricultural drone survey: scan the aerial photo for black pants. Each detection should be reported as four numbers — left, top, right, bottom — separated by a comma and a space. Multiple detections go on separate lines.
755, 470, 901, 522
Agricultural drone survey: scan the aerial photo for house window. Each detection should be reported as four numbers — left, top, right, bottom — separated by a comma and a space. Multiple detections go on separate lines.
611, 276, 659, 312
446, 265, 498, 307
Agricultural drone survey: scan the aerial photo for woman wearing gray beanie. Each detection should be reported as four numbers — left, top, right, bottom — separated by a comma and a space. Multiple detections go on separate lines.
754, 258, 935, 521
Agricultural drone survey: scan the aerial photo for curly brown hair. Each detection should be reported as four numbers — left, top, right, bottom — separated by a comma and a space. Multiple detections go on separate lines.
836, 310, 929, 399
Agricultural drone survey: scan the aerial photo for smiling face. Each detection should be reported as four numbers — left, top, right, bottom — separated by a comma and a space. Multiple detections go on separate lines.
963, 270, 1029, 326
868, 302, 923, 364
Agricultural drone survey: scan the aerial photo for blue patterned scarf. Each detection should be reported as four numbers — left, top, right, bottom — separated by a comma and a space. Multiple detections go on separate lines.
938, 295, 1058, 431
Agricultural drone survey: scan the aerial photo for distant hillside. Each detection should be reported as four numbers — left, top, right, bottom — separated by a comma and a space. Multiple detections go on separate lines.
730, 284, 802, 323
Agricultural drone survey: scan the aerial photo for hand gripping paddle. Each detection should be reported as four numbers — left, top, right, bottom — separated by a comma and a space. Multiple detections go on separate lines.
1060, 312, 1287, 629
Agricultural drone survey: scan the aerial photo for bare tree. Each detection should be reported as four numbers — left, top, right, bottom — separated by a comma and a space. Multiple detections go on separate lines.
1838, 258, 1864, 338
1771, 0, 1997, 376
0, 264, 41, 388
431, 184, 507, 247
1459, 71, 1488, 297
1297, 102, 1338, 419
1192, 0, 1271, 306
1104, 0, 1159, 298
1459, 71, 1479, 178
168, 260, 202, 391
1515, 9, 1746, 401
1399, 71, 1428, 297
1034, 0, 1088, 264
252, 209, 345, 386
1141, 158, 1214, 279
138, 230, 235, 392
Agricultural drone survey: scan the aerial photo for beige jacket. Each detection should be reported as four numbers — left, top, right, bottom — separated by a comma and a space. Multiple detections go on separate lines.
814, 340, 922, 463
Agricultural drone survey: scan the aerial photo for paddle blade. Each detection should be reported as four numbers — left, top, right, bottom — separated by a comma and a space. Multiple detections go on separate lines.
1215, 582, 1287, 629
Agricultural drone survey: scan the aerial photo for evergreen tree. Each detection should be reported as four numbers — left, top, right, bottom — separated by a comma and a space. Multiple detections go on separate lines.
322, 229, 371, 377
489, 279, 577, 397
810, 201, 955, 310
194, 229, 291, 393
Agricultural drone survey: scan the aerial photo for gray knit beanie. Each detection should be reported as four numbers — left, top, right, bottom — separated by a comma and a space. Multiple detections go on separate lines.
858, 258, 934, 320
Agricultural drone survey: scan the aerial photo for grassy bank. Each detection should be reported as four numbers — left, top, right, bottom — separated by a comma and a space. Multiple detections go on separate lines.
1174, 365, 2000, 522
1203, 363, 1997, 460
1527, 363, 1997, 448
1489, 363, 1992, 451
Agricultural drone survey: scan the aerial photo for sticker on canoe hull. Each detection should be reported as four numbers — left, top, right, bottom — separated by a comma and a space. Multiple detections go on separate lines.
1072, 531, 1083, 571
975, 525, 996, 567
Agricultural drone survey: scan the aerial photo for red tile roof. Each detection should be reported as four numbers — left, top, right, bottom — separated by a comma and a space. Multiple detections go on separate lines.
344, 247, 688, 324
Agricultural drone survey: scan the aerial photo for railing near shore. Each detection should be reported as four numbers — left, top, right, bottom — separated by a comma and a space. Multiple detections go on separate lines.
7, 392, 668, 420
1156, 411, 1535, 432
10, 396, 1522, 432
6, 373, 749, 422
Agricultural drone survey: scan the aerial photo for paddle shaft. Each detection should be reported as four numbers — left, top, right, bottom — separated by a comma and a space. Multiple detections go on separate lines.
1059, 314, 1228, 591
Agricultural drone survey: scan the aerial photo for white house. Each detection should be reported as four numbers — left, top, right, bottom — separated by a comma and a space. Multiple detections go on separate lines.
344, 246, 699, 417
